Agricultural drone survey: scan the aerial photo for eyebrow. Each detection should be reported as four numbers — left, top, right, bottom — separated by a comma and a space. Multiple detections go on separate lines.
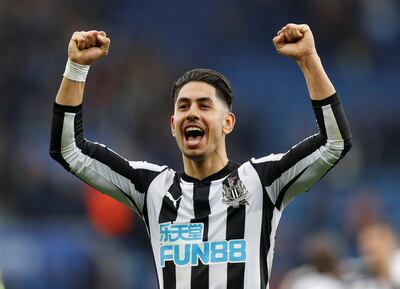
176, 96, 213, 103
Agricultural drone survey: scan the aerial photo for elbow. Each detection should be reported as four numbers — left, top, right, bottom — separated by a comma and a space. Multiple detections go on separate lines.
339, 136, 352, 159
322, 135, 352, 162
49, 149, 71, 171
343, 137, 352, 156
49, 131, 63, 163
49, 149, 60, 162
49, 138, 61, 162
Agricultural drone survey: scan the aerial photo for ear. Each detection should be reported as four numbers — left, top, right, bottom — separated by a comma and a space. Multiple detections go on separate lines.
222, 112, 235, 135
170, 115, 176, 137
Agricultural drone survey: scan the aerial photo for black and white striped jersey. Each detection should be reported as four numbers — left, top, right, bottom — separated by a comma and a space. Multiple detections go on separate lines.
50, 93, 351, 289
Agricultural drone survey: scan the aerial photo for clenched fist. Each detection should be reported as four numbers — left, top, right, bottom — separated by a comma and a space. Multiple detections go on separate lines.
68, 30, 111, 65
273, 24, 317, 61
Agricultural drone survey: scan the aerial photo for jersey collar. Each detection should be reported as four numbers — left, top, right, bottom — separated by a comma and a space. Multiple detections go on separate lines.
180, 160, 240, 183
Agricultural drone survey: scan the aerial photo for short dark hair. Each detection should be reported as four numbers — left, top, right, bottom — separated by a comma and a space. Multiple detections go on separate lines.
171, 68, 233, 111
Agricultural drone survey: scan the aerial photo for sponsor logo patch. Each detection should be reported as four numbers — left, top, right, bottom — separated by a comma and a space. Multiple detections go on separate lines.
159, 222, 247, 267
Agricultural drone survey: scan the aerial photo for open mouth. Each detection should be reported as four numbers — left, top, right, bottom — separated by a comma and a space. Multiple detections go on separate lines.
184, 126, 205, 146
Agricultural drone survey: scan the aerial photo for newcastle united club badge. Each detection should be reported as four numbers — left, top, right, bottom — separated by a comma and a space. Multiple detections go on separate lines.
222, 177, 249, 208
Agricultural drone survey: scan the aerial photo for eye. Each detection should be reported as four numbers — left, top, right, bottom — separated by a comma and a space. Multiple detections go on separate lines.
177, 104, 189, 110
200, 104, 210, 109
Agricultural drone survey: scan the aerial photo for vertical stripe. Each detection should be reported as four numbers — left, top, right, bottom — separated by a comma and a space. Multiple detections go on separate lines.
312, 102, 327, 139
49, 109, 71, 171
322, 105, 343, 142
158, 174, 183, 289
191, 181, 211, 289
224, 170, 246, 289
266, 208, 282, 285
162, 261, 176, 289
330, 101, 352, 147
238, 163, 269, 289
259, 188, 274, 289
159, 174, 183, 223
50, 103, 82, 171
146, 170, 175, 289
175, 181, 195, 289
208, 180, 228, 289
240, 164, 264, 289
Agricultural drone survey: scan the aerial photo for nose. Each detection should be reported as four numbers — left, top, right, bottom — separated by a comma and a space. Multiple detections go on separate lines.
186, 105, 200, 121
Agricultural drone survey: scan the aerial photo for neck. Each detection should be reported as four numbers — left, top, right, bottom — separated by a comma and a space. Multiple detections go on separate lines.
182, 152, 229, 180
373, 260, 391, 280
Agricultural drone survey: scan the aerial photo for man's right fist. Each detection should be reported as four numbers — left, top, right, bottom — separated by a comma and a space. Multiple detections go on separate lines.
68, 30, 111, 65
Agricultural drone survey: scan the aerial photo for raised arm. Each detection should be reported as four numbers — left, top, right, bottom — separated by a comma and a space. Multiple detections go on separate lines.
50, 31, 168, 216
251, 24, 352, 210
56, 30, 110, 106
273, 23, 335, 101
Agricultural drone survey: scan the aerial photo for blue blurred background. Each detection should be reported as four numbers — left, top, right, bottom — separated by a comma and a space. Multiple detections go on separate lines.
1, 0, 399, 288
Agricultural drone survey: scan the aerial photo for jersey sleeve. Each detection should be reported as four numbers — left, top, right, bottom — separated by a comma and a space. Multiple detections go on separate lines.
250, 93, 352, 210
49, 103, 167, 217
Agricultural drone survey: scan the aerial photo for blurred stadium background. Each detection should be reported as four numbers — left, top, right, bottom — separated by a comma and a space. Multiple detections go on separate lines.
0, 0, 399, 288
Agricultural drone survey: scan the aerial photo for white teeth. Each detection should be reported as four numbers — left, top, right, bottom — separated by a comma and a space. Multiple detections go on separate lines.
185, 127, 203, 133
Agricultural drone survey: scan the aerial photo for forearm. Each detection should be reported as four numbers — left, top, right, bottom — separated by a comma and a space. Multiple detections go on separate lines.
281, 94, 351, 205
49, 102, 157, 214
297, 53, 335, 101
55, 77, 85, 106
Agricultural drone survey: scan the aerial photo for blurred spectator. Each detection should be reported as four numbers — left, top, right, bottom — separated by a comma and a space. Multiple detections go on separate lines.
343, 222, 400, 289
343, 188, 385, 245
279, 231, 346, 289
359, 0, 400, 45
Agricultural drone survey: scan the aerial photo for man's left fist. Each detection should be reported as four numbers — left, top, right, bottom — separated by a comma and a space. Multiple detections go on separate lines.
272, 23, 317, 61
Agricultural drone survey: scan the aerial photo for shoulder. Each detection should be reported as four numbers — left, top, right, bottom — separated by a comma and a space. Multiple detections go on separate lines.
127, 161, 176, 192
250, 153, 285, 164
128, 160, 170, 173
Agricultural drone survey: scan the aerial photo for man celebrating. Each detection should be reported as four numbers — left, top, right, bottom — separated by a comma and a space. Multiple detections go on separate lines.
50, 24, 351, 289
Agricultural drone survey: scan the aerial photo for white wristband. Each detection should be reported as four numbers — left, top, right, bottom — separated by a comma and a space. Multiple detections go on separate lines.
63, 59, 90, 82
